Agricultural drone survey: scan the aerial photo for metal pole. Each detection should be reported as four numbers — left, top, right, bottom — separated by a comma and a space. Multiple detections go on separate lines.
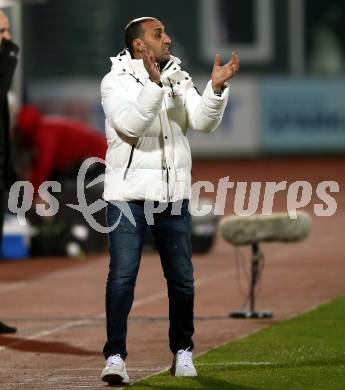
250, 242, 260, 312
289, 0, 306, 75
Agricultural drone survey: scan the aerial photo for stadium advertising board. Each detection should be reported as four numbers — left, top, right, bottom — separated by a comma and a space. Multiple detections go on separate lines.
188, 77, 260, 157
260, 79, 345, 153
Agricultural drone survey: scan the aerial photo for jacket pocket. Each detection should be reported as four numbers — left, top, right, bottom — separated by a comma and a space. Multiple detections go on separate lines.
123, 144, 135, 180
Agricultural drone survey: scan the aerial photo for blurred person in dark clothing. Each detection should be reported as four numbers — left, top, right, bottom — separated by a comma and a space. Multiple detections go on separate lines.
17, 104, 107, 196
0, 10, 19, 334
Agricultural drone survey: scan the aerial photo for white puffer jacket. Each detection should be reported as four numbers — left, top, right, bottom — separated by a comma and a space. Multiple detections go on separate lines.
101, 49, 229, 202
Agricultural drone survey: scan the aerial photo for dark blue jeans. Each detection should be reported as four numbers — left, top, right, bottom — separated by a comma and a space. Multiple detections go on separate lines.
103, 200, 194, 360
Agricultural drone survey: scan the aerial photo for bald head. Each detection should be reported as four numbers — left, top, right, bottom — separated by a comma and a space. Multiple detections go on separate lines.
124, 17, 158, 57
0, 10, 11, 44
125, 16, 158, 32
124, 16, 172, 63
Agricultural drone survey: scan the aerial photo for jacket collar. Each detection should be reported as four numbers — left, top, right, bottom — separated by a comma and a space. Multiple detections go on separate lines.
110, 48, 182, 79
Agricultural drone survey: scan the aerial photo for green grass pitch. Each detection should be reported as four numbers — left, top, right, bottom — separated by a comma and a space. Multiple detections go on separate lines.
132, 295, 345, 389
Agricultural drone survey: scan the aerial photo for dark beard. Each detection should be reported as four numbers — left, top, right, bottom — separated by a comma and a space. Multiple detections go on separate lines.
159, 60, 169, 71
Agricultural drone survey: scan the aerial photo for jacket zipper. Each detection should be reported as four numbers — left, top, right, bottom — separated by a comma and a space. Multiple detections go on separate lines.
166, 165, 170, 202
123, 144, 135, 180
158, 113, 170, 202
160, 60, 174, 76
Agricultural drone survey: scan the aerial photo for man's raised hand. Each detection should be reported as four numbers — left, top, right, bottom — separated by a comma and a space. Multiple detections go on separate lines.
142, 46, 161, 84
211, 52, 240, 92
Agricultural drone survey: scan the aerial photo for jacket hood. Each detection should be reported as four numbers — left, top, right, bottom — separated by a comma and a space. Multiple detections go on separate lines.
110, 48, 181, 76
109, 48, 187, 86
18, 105, 41, 135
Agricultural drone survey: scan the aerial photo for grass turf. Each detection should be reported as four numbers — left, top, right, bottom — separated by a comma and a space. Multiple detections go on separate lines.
131, 295, 345, 389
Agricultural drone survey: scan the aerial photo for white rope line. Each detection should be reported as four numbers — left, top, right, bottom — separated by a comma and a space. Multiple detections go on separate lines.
0, 268, 235, 352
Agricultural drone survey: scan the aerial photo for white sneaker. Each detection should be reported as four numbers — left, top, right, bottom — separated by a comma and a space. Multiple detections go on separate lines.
101, 354, 129, 384
171, 348, 197, 377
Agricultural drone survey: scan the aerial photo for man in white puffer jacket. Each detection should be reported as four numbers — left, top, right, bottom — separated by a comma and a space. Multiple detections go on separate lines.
101, 17, 239, 385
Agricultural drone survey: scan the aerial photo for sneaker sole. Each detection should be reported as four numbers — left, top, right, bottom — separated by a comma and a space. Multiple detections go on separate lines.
101, 372, 129, 384
174, 372, 198, 377
170, 366, 197, 377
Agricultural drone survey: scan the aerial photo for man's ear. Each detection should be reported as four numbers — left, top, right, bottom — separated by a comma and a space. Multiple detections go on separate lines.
133, 38, 145, 53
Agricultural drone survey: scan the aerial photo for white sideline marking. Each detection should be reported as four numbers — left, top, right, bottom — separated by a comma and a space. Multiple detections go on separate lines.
196, 361, 273, 366
0, 282, 28, 293
0, 268, 234, 352
0, 362, 273, 372
25, 319, 92, 340
0, 319, 92, 352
